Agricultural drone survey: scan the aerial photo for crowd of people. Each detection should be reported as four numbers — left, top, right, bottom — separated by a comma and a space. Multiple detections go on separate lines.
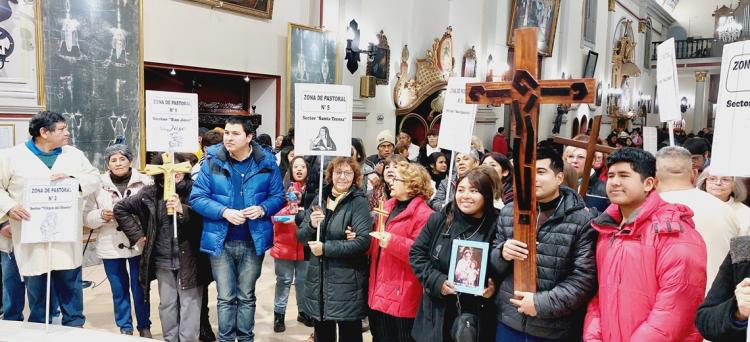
0, 110, 749, 342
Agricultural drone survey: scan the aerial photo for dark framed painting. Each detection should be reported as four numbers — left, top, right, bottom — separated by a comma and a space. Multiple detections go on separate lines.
583, 50, 598, 78
366, 30, 390, 85
186, 0, 274, 19
462, 46, 477, 78
286, 23, 337, 130
507, 0, 561, 57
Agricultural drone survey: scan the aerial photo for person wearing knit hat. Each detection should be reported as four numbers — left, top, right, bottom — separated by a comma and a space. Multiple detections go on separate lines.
83, 143, 154, 337
365, 130, 395, 173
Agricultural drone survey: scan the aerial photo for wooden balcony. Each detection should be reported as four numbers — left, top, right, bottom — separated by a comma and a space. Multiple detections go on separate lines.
650, 38, 722, 60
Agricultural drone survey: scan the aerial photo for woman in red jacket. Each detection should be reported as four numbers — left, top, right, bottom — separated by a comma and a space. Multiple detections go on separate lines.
368, 161, 435, 341
271, 156, 314, 332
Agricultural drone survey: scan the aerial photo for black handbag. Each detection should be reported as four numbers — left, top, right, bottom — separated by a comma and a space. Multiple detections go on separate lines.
451, 296, 479, 342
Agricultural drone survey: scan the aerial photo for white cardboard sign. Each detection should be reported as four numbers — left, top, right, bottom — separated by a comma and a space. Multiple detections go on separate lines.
656, 39, 682, 123
711, 40, 750, 177
643, 126, 658, 155
294, 83, 353, 157
145, 91, 199, 153
21, 178, 79, 244
438, 77, 479, 154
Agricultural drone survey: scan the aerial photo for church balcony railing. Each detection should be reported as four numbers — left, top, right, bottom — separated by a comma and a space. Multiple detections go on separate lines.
650, 38, 722, 60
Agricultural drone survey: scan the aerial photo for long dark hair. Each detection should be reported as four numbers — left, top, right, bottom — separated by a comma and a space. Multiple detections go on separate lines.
446, 168, 497, 227
284, 155, 309, 188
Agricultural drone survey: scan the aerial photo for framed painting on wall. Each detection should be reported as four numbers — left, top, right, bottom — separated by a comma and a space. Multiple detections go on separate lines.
185, 0, 274, 19
366, 30, 390, 85
507, 0, 561, 57
286, 23, 337, 130
0, 0, 43, 111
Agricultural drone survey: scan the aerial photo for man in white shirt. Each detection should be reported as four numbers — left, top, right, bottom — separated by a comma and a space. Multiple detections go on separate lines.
656, 146, 742, 290
397, 131, 420, 162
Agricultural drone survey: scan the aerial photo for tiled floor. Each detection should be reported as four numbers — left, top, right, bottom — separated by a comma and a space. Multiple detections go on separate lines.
76, 253, 374, 341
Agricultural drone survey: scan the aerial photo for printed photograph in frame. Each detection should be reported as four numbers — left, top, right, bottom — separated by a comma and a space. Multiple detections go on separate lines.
185, 0, 274, 19
448, 239, 489, 295
286, 23, 338, 130
507, 0, 561, 57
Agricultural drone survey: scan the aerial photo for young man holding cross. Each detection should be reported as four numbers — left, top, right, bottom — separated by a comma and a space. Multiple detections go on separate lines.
491, 148, 597, 341
190, 116, 285, 342
0, 111, 101, 327
583, 148, 706, 341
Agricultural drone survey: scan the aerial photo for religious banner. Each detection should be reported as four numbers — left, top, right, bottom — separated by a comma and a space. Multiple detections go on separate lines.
711, 40, 750, 177
438, 77, 478, 154
21, 178, 80, 244
294, 83, 353, 157
145, 90, 199, 153
656, 39, 681, 122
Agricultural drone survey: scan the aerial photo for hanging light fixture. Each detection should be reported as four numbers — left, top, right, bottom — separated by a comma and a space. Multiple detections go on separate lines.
243, 75, 250, 82
717, 15, 742, 42
169, 68, 176, 76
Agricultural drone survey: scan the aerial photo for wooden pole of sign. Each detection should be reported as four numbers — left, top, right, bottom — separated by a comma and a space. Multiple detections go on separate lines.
553, 115, 616, 198
443, 151, 456, 208
316, 156, 325, 242
465, 28, 596, 293
668, 120, 675, 146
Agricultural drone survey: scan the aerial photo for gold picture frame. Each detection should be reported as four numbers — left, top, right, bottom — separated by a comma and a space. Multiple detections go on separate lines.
507, 0, 561, 57
36, 0, 145, 169
185, 0, 274, 19
286, 23, 339, 131
0, 124, 15, 149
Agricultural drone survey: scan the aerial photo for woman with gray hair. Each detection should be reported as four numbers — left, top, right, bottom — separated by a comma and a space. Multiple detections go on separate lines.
82, 144, 153, 337
696, 167, 750, 236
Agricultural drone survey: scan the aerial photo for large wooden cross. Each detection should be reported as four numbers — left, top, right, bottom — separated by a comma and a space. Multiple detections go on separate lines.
465, 28, 595, 292
144, 152, 192, 215
553, 115, 616, 198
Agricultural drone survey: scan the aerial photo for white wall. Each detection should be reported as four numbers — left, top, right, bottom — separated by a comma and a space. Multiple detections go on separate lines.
249, 79, 277, 138
670, 0, 730, 38
144, 0, 317, 134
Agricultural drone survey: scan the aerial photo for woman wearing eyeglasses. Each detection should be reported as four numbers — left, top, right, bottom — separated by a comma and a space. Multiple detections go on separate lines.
298, 157, 373, 342
410, 168, 499, 342
696, 167, 750, 236
368, 161, 435, 341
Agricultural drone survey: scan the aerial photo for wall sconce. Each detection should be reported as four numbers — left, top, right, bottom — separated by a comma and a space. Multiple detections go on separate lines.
345, 19, 375, 74
169, 68, 177, 76
680, 96, 690, 113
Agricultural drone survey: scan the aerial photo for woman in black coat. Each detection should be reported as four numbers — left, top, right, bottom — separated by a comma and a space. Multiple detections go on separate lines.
410, 168, 499, 342
696, 235, 750, 341
298, 157, 373, 342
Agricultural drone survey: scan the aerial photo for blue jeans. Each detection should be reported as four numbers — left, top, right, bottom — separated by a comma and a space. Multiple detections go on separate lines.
102, 256, 151, 332
210, 240, 264, 342
2, 252, 60, 322
273, 259, 308, 314
496, 322, 565, 342
25, 267, 84, 327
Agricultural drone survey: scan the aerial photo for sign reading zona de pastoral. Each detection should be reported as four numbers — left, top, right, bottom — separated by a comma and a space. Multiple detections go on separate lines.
656, 38, 681, 123
294, 83, 353, 157
710, 40, 750, 177
439, 77, 479, 154
21, 178, 79, 244
145, 90, 199, 153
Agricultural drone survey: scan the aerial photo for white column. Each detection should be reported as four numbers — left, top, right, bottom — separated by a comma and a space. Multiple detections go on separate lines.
693, 71, 708, 133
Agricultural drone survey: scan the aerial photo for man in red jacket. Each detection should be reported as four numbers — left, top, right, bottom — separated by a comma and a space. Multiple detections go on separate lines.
492, 127, 508, 156
583, 148, 707, 342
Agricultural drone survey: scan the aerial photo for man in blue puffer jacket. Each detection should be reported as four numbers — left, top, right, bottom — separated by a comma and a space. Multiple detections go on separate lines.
190, 116, 284, 342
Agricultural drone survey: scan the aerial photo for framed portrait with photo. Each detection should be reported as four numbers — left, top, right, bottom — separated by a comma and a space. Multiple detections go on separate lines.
448, 239, 489, 295
507, 0, 561, 57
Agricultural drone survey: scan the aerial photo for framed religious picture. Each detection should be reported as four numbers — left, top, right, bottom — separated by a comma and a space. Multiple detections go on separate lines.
448, 239, 489, 295
0, 124, 15, 149
507, 0, 562, 57
185, 0, 274, 19
583, 50, 599, 78
366, 30, 390, 85
462, 46, 477, 78
436, 26, 454, 75
286, 23, 338, 130
0, 0, 43, 110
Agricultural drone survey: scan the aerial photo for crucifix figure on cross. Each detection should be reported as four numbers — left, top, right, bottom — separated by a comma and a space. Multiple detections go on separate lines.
465, 28, 595, 292
144, 152, 192, 216
369, 199, 391, 246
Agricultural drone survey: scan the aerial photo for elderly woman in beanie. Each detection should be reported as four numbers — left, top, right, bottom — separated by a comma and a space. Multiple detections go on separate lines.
82, 144, 153, 337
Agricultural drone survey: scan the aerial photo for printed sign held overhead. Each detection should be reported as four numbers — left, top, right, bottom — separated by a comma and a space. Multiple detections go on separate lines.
145, 91, 199, 153
294, 84, 353, 157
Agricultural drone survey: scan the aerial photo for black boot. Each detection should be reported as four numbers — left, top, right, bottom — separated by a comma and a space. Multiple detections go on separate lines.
199, 322, 216, 342
297, 312, 315, 327
274, 312, 286, 333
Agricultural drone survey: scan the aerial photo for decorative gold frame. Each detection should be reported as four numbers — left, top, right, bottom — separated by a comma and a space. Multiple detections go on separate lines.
366, 30, 390, 85
507, 0, 561, 57
286, 23, 340, 132
0, 124, 16, 148
34, 1, 44, 107
36, 0, 145, 169
185, 0, 274, 19
435, 26, 454, 75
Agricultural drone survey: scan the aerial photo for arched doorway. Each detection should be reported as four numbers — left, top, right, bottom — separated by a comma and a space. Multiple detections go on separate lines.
572, 117, 580, 137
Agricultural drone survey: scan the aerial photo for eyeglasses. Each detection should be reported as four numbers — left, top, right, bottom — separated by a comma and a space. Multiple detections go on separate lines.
333, 171, 354, 179
707, 176, 732, 185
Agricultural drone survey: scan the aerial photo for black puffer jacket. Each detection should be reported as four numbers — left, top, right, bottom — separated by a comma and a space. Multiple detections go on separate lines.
696, 236, 750, 341
410, 204, 498, 342
490, 186, 597, 341
115, 178, 211, 302
297, 185, 372, 321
